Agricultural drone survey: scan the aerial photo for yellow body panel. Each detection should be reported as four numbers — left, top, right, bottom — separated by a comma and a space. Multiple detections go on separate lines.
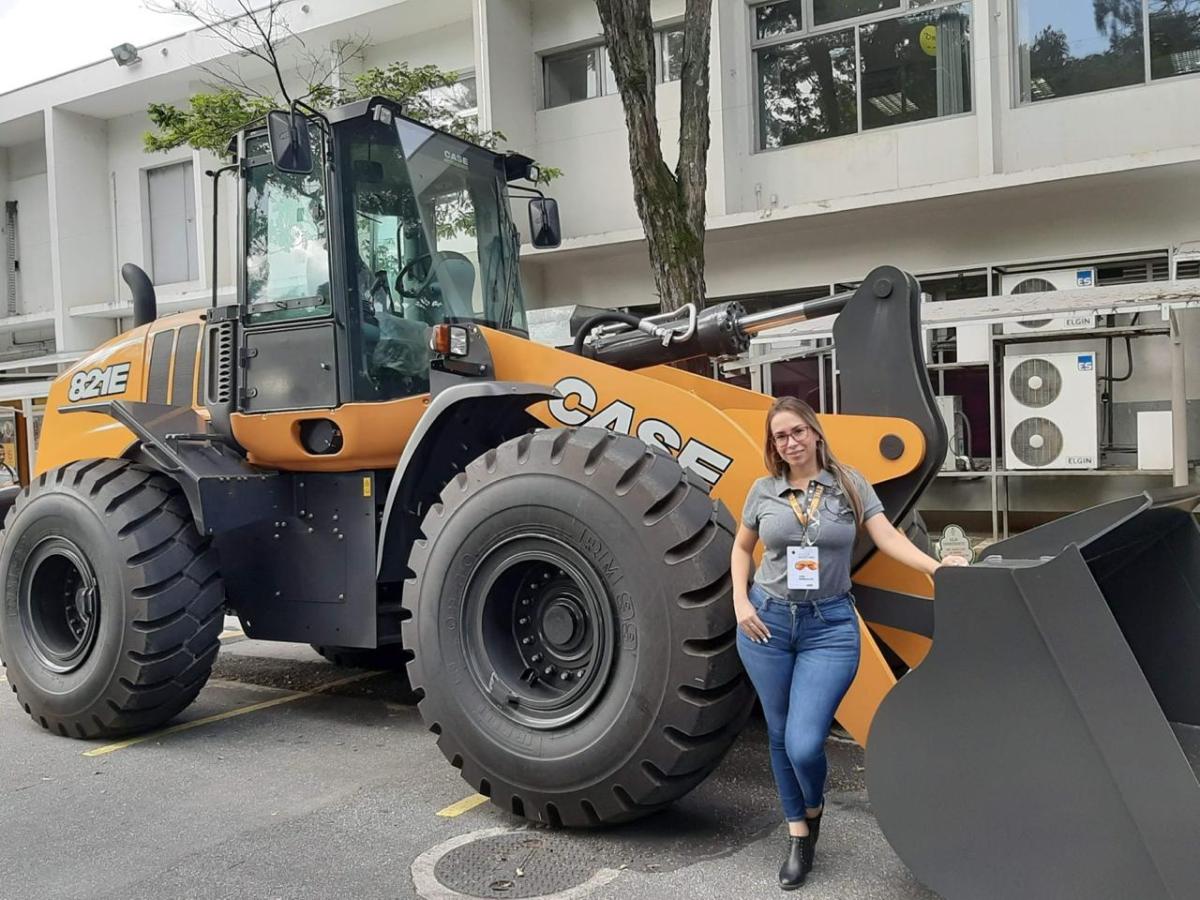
35, 320, 934, 743
36, 311, 206, 477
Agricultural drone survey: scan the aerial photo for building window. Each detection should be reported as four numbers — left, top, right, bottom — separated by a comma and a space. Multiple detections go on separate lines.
758, 31, 858, 148
1016, 0, 1200, 103
1015, 0, 1144, 102
542, 25, 687, 109
421, 73, 478, 126
1150, 0, 1200, 80
752, 1, 973, 150
815, 0, 901, 27
146, 160, 199, 285
660, 27, 687, 81
860, 4, 972, 129
544, 46, 604, 107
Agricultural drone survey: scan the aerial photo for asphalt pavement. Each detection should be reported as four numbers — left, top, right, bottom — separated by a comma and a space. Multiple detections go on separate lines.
0, 622, 936, 900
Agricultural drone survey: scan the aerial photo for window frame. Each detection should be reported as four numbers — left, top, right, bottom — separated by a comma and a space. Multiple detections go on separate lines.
749, 0, 975, 152
540, 22, 689, 110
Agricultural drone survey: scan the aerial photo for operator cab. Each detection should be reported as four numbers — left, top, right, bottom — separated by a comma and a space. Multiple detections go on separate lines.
231, 97, 559, 411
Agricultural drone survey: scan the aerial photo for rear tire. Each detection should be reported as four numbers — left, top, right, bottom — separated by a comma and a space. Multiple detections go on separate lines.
0, 460, 223, 738
404, 427, 753, 827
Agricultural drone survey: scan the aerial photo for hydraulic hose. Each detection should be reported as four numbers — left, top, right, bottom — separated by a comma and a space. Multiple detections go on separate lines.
572, 311, 643, 355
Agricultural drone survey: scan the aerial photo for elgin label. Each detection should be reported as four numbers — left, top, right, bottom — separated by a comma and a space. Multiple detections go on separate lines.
67, 363, 132, 402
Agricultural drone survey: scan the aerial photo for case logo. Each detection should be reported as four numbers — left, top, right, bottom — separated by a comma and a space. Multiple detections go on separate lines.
67, 363, 131, 402
547, 376, 734, 488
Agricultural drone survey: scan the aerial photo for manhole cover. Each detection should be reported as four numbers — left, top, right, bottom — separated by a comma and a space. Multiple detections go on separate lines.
433, 831, 606, 898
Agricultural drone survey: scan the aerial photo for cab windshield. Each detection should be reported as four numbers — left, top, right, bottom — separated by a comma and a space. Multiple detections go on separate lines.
338, 114, 527, 400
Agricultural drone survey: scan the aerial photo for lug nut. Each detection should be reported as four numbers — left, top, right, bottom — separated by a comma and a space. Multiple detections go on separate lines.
521, 637, 533, 645
530, 654, 542, 663
543, 666, 555, 676
518, 616, 530, 626
559, 672, 570, 682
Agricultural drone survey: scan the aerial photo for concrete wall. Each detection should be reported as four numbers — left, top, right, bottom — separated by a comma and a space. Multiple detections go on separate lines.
364, 19, 476, 72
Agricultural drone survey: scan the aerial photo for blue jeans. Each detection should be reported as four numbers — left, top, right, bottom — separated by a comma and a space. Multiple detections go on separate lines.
736, 583, 861, 821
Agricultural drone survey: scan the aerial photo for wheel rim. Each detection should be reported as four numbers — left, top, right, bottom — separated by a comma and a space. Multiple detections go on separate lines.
18, 537, 102, 674
461, 534, 617, 731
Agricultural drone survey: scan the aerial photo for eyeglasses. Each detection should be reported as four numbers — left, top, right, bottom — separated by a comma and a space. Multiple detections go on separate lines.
772, 425, 811, 447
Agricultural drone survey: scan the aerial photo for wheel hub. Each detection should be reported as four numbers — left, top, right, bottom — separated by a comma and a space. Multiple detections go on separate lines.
461, 536, 618, 731
19, 537, 102, 674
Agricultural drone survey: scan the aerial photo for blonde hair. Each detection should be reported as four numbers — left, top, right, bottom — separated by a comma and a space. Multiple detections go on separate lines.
763, 396, 865, 525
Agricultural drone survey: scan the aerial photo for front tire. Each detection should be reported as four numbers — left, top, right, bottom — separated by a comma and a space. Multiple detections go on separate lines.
0, 460, 223, 738
404, 428, 753, 826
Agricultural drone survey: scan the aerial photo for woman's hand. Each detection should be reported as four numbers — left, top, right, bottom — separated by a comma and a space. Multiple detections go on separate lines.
735, 594, 771, 644
936, 554, 970, 569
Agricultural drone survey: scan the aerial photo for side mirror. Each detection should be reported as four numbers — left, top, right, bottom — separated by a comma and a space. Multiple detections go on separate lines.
529, 197, 561, 249
267, 109, 314, 175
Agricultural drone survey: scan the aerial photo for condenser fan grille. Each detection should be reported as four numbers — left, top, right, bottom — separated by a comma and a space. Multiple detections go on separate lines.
1009, 358, 1063, 408
1010, 417, 1064, 467
1011, 277, 1057, 328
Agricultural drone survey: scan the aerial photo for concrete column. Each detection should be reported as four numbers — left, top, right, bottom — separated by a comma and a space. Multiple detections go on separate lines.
45, 107, 117, 351
474, 0, 536, 155
974, 0, 1003, 177
705, 0, 727, 218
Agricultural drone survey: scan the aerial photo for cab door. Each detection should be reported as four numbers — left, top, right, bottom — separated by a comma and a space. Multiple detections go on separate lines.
238, 132, 340, 413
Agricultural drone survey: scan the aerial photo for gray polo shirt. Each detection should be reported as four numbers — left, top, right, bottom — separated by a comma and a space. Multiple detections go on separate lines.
741, 468, 884, 602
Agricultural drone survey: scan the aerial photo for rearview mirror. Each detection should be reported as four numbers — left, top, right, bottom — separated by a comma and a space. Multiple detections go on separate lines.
267, 110, 314, 175
529, 197, 561, 249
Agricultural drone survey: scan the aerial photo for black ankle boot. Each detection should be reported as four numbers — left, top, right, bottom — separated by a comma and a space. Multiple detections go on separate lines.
779, 835, 809, 890
803, 810, 823, 874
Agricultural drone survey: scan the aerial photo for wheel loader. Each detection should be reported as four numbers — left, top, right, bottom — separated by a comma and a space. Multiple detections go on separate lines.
2, 97, 1199, 899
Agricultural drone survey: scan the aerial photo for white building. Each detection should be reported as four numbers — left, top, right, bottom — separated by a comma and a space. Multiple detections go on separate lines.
1, 0, 1198, 528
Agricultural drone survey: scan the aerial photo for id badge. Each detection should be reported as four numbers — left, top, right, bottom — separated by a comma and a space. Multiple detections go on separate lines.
787, 546, 820, 591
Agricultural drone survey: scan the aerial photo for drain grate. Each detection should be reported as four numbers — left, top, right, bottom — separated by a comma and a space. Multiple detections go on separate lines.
433, 831, 610, 898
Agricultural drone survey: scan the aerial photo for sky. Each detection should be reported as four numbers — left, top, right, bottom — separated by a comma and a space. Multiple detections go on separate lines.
0, 0, 228, 94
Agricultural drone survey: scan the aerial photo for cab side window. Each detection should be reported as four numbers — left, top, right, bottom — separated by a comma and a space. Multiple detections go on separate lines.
244, 132, 331, 324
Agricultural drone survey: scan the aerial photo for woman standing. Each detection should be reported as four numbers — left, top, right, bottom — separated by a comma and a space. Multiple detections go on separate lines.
732, 396, 965, 890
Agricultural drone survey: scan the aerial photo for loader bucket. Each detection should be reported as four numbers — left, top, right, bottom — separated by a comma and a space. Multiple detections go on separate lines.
866, 488, 1200, 900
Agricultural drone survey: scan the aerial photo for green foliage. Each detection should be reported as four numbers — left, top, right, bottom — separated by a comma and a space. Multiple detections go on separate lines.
143, 90, 274, 154
142, 61, 557, 185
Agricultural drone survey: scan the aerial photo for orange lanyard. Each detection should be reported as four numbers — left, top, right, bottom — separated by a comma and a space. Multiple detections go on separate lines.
787, 484, 823, 541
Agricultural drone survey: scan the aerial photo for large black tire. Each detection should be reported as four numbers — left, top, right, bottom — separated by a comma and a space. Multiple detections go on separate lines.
0, 460, 223, 738
403, 427, 753, 827
310, 643, 411, 671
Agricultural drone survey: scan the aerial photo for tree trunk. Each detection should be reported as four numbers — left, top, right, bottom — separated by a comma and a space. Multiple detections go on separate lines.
595, 0, 712, 315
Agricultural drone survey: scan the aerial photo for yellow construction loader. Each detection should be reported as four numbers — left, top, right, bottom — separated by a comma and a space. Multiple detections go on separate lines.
1, 98, 1197, 899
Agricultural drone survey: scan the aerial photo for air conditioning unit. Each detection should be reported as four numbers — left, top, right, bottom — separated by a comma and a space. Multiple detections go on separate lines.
1004, 351, 1098, 470
1001, 267, 1097, 334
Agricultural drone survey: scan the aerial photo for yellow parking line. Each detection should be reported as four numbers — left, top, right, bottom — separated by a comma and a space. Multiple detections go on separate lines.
82, 670, 380, 758
437, 793, 489, 818
219, 629, 244, 641
0, 674, 6, 685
